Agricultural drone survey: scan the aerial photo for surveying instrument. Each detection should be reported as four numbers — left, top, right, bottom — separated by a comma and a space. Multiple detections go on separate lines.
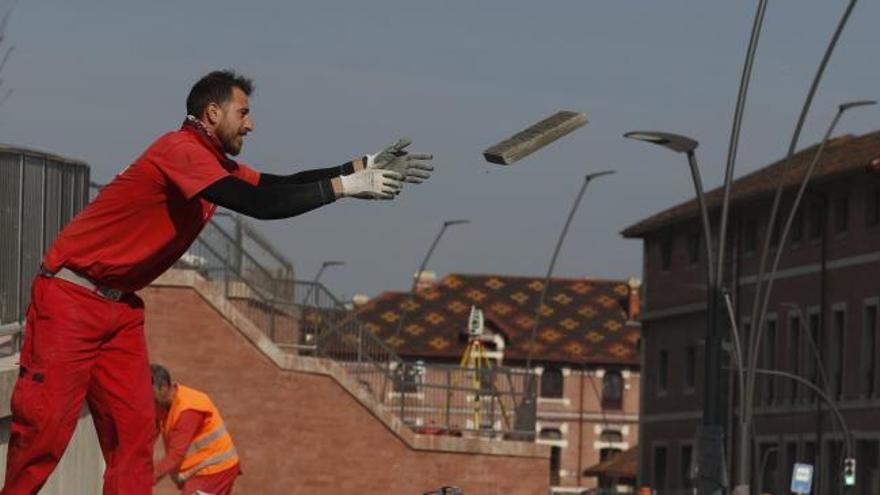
456, 306, 510, 432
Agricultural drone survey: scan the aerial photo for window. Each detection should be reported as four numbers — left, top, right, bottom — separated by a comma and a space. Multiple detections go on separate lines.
602, 370, 624, 410
791, 209, 804, 243
599, 430, 624, 461
680, 445, 694, 489
687, 231, 700, 265
541, 429, 563, 486
660, 237, 673, 271
744, 217, 758, 253
834, 195, 849, 234
759, 443, 779, 494
788, 314, 801, 402
653, 445, 668, 490
684, 345, 696, 391
863, 304, 878, 397
540, 367, 563, 398
394, 362, 424, 393
807, 312, 821, 403
832, 307, 846, 399
658, 350, 669, 394
867, 186, 880, 227
808, 201, 824, 240
763, 319, 777, 404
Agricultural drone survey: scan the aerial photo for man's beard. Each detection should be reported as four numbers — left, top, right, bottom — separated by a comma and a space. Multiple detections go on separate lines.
217, 126, 243, 156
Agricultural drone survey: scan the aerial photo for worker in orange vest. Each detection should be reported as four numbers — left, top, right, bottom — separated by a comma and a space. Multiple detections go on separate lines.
151, 364, 241, 494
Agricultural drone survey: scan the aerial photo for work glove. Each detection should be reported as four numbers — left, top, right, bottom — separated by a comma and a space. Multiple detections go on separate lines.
339, 168, 403, 199
365, 138, 434, 184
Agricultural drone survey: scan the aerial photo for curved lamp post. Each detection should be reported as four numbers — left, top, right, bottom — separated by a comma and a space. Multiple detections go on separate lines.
394, 219, 470, 337
519, 170, 614, 432
303, 260, 345, 306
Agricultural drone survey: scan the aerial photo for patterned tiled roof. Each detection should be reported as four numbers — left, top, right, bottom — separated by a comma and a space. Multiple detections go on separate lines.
622, 130, 880, 237
356, 274, 640, 366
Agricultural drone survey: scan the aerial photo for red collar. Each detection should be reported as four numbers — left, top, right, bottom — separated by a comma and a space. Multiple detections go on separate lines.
181, 116, 239, 171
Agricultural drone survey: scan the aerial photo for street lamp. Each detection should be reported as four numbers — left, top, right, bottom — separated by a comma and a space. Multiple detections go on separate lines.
625, 130, 729, 492
394, 219, 470, 337
519, 170, 614, 435
303, 260, 345, 306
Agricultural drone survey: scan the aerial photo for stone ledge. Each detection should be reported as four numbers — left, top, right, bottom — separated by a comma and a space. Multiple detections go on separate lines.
151, 269, 548, 460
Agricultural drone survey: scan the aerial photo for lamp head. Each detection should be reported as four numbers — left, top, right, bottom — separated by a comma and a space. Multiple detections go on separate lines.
624, 131, 699, 154
443, 219, 471, 227
839, 100, 876, 112
321, 261, 345, 268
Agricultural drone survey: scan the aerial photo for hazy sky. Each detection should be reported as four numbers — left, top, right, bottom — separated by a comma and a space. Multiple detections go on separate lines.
2, 1, 878, 299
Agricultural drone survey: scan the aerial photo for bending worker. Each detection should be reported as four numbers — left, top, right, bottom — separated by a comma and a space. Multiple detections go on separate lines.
1, 69, 433, 494
152, 364, 239, 494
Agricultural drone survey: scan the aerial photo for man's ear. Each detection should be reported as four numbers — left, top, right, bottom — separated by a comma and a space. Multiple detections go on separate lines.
205, 102, 223, 126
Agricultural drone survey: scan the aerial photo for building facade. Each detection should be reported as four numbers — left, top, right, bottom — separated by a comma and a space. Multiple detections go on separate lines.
623, 131, 880, 495
357, 272, 642, 493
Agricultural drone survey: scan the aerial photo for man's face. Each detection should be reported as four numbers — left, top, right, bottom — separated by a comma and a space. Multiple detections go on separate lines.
214, 87, 254, 156
153, 382, 173, 409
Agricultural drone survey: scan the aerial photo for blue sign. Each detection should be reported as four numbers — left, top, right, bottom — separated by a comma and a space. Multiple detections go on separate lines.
790, 463, 814, 494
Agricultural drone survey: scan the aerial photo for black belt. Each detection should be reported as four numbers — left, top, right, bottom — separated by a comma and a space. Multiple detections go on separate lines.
40, 266, 126, 301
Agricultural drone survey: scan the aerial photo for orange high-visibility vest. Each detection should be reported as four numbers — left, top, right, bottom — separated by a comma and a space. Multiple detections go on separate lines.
161, 384, 239, 482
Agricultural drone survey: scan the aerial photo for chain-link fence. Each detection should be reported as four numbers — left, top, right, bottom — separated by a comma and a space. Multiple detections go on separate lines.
0, 145, 89, 353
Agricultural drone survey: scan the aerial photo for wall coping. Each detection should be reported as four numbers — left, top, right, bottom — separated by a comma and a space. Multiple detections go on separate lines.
150, 269, 548, 459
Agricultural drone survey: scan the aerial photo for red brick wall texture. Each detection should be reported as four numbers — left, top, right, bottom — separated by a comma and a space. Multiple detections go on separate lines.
142, 286, 549, 494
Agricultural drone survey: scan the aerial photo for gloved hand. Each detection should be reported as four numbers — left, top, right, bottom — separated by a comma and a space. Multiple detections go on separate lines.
365, 138, 434, 184
339, 168, 403, 199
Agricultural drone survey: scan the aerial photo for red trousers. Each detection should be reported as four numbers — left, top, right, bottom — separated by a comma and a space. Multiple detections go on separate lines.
181, 463, 241, 495
1, 275, 155, 495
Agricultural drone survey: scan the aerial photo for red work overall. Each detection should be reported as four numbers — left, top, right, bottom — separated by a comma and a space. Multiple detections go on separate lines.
1, 121, 260, 495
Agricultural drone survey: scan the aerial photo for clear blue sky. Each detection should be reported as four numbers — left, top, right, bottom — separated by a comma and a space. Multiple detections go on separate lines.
3, 1, 878, 299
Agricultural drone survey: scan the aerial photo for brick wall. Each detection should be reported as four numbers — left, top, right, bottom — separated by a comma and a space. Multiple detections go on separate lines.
142, 285, 548, 494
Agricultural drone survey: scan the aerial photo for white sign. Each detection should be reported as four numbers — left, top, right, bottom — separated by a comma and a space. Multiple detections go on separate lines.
790, 463, 813, 494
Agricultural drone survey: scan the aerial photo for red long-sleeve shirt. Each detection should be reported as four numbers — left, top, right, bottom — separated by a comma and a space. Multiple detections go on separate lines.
154, 409, 242, 494
155, 409, 205, 481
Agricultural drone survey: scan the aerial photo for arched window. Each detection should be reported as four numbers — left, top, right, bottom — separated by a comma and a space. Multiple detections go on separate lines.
540, 367, 564, 398
602, 370, 624, 409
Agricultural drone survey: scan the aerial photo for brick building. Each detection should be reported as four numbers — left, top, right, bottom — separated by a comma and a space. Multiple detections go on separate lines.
623, 131, 880, 494
357, 272, 642, 494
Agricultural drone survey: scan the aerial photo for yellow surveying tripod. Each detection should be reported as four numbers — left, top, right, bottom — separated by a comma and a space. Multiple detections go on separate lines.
454, 306, 509, 432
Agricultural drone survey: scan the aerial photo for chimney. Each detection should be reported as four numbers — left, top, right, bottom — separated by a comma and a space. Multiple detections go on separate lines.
626, 277, 642, 321
351, 293, 370, 307
414, 270, 436, 291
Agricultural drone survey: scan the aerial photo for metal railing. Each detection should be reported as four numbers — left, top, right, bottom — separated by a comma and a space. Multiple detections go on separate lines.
316, 318, 536, 438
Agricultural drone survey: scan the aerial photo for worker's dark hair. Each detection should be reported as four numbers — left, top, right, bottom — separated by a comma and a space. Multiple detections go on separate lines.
151, 363, 172, 387
186, 70, 254, 117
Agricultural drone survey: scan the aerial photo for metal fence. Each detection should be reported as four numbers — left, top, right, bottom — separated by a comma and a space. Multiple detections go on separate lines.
317, 321, 536, 438
0, 145, 90, 338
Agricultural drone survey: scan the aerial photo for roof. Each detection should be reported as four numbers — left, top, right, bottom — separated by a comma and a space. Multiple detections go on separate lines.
583, 446, 638, 479
622, 130, 880, 238
355, 273, 640, 366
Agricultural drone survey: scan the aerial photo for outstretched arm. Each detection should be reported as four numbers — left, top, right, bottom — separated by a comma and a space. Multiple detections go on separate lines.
258, 159, 364, 186
200, 168, 404, 220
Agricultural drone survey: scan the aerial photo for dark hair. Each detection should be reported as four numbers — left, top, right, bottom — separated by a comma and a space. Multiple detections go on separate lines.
151, 363, 172, 387
186, 70, 254, 117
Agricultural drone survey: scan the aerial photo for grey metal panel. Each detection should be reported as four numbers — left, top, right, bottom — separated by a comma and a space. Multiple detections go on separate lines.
0, 147, 90, 327
0, 152, 21, 323
19, 156, 45, 310
58, 160, 75, 226
43, 161, 63, 251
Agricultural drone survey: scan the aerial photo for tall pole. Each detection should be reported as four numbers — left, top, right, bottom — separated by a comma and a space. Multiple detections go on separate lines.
302, 260, 345, 306
737, 100, 872, 494
521, 171, 614, 417
393, 219, 470, 337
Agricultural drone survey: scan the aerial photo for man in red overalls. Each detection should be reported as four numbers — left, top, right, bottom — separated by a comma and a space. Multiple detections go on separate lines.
1, 70, 433, 494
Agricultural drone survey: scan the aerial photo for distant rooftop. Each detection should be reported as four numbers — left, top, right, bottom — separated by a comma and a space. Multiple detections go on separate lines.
622, 130, 880, 238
